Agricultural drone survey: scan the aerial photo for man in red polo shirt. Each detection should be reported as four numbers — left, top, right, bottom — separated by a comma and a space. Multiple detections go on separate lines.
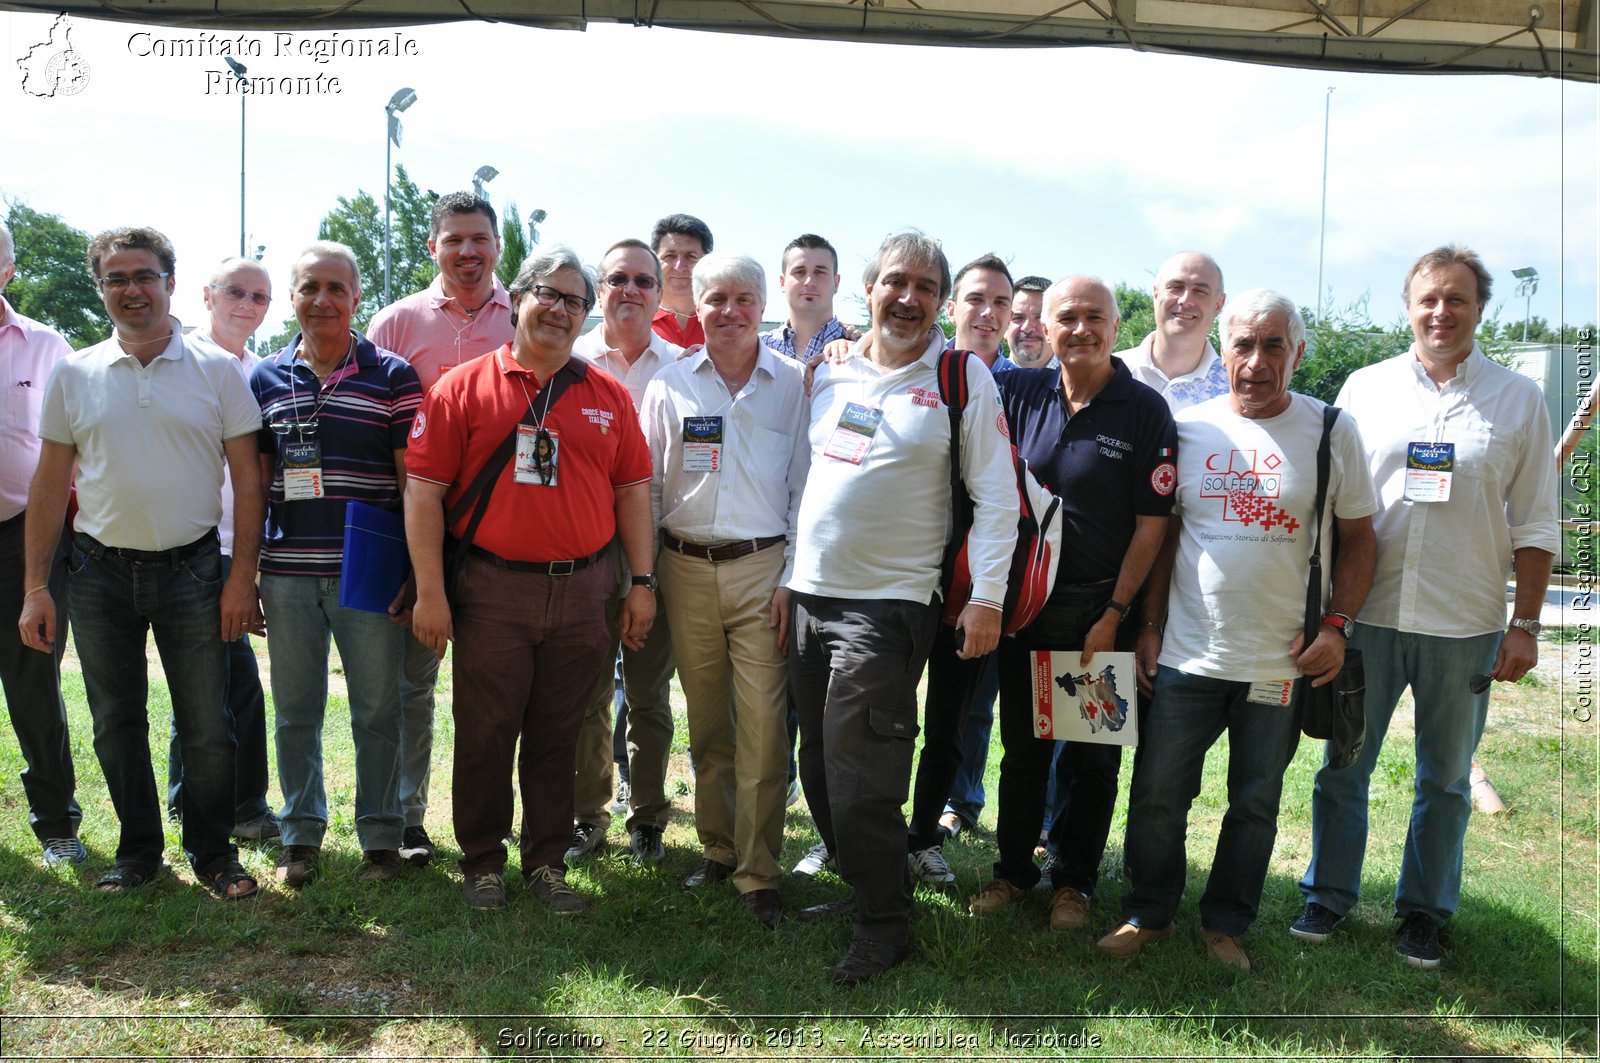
649, 214, 713, 349
404, 247, 656, 913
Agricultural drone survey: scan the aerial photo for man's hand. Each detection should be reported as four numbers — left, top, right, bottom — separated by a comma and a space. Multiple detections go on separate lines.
954, 603, 1000, 660
18, 589, 56, 654
768, 586, 791, 656
411, 592, 453, 657
802, 338, 859, 397
220, 569, 263, 642
676, 343, 705, 361
1490, 626, 1538, 683
387, 573, 418, 627
1290, 628, 1346, 687
1080, 611, 1118, 666
1135, 624, 1162, 697
618, 585, 656, 650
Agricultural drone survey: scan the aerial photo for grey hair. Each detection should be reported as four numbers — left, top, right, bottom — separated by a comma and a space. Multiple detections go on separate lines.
509, 245, 595, 322
863, 230, 951, 304
1218, 288, 1305, 352
692, 252, 766, 306
289, 241, 361, 296
0, 220, 12, 269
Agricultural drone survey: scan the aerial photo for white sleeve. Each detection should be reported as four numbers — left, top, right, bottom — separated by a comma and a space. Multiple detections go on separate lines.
1505, 383, 1561, 553
642, 377, 670, 531
957, 355, 1019, 609
1330, 409, 1380, 521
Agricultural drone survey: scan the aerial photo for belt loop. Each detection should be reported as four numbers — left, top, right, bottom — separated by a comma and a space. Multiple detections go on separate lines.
81, 534, 105, 561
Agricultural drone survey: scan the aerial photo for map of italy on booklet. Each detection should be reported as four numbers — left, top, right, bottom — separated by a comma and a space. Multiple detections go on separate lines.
1029, 651, 1139, 746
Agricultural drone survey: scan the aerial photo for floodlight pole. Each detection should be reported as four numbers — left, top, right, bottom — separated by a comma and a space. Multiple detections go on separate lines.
1316, 86, 1333, 324
225, 57, 249, 258
383, 87, 417, 306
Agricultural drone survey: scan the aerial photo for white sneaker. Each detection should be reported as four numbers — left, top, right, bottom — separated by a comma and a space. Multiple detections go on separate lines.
792, 841, 835, 877
608, 780, 630, 817
909, 846, 956, 886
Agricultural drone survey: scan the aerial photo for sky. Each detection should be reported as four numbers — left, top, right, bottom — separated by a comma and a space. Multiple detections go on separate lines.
2, 10, 1596, 340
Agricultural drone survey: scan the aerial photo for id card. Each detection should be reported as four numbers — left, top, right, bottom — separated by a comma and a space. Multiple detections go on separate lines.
1403, 441, 1454, 502
1246, 679, 1296, 707
682, 416, 723, 473
514, 425, 559, 486
282, 439, 324, 501
823, 402, 883, 465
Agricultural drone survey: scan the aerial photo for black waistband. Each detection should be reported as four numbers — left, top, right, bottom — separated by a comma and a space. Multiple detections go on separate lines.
75, 529, 218, 564
466, 543, 603, 575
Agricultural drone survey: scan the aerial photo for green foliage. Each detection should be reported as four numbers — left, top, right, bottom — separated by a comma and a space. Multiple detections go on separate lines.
1114, 282, 1155, 352
497, 202, 528, 290
1298, 295, 1407, 403
3, 201, 102, 349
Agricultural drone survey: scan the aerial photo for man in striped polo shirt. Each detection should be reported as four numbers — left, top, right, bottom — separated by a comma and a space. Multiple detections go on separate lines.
250, 241, 422, 888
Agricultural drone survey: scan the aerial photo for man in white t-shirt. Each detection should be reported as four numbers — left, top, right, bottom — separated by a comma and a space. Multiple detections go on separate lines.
1120, 251, 1230, 412
1098, 288, 1378, 972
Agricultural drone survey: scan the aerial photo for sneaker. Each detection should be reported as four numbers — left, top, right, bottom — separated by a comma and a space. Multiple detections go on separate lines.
276, 844, 320, 888
608, 780, 631, 817
526, 865, 584, 914
462, 872, 507, 909
1096, 920, 1175, 958
399, 825, 435, 867
968, 878, 1025, 915
232, 811, 281, 843
792, 841, 834, 877
629, 825, 665, 865
937, 811, 965, 840
785, 778, 802, 809
1048, 887, 1091, 930
830, 937, 908, 987
1035, 852, 1060, 892
1202, 929, 1252, 970
41, 837, 87, 868
1290, 901, 1346, 943
680, 857, 733, 890
565, 821, 607, 862
909, 846, 956, 886
356, 849, 403, 882
1396, 912, 1442, 969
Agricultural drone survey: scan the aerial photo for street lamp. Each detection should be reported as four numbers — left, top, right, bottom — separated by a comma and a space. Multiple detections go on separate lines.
225, 56, 249, 258
528, 208, 548, 246
384, 86, 417, 305
1513, 266, 1539, 341
473, 165, 498, 199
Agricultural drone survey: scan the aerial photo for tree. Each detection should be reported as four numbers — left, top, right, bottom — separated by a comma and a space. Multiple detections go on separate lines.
4, 201, 102, 348
1297, 295, 1407, 403
498, 202, 529, 289
1113, 282, 1155, 353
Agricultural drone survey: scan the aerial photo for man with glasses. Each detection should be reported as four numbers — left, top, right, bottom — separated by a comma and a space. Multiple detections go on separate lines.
650, 214, 713, 349
369, 192, 513, 869
20, 226, 263, 898
568, 239, 682, 865
0, 219, 83, 870
165, 258, 278, 843
405, 247, 656, 912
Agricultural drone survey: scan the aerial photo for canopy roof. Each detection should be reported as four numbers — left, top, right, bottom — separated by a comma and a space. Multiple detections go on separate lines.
2, 0, 1594, 80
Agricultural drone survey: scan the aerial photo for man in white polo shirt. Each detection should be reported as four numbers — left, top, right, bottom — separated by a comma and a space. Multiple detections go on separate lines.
1120, 251, 1230, 412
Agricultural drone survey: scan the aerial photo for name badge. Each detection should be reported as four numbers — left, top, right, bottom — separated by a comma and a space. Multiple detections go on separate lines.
282, 439, 324, 501
514, 425, 559, 486
823, 402, 883, 465
1246, 679, 1296, 707
1403, 441, 1454, 503
682, 416, 723, 473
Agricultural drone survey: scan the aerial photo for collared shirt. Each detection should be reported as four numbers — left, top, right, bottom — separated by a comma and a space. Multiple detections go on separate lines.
1337, 343, 1559, 638
0, 297, 70, 520
572, 325, 683, 413
368, 276, 514, 395
944, 337, 1018, 381
1123, 333, 1230, 412
250, 331, 421, 578
643, 345, 810, 584
407, 346, 651, 563
651, 306, 705, 349
40, 321, 262, 551
790, 328, 1018, 607
192, 328, 259, 556
1003, 358, 1177, 587
761, 316, 850, 363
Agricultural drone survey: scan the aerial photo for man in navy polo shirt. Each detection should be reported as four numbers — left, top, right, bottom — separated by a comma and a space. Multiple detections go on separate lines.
967, 275, 1176, 934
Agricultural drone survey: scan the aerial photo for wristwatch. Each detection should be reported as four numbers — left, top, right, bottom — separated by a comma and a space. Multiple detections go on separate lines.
1508, 617, 1542, 637
1321, 612, 1355, 640
630, 573, 658, 593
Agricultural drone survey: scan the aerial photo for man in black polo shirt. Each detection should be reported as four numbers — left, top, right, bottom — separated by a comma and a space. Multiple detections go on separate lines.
967, 275, 1176, 931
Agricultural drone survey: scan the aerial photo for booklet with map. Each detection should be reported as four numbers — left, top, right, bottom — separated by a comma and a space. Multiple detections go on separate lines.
1029, 650, 1139, 746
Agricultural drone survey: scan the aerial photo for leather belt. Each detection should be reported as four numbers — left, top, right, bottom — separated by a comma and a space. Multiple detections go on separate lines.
662, 532, 785, 564
76, 529, 218, 564
467, 543, 602, 575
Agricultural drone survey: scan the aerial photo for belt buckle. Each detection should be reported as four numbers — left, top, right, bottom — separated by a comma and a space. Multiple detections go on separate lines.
548, 559, 576, 576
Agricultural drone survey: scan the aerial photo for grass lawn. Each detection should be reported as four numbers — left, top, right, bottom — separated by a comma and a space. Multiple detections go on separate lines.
0, 630, 1594, 1060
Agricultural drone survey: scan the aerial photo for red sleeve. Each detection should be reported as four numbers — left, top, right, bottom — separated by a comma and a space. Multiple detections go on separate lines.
404, 377, 468, 487
606, 377, 652, 487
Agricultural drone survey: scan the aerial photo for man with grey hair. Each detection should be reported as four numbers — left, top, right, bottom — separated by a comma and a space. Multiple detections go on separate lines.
788, 230, 1017, 983
1099, 288, 1379, 971
642, 252, 808, 924
1121, 251, 1229, 411
249, 241, 422, 887
0, 218, 84, 868
405, 247, 656, 913
1295, 245, 1558, 968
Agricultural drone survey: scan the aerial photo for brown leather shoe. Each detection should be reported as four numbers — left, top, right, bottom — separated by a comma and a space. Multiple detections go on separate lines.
830, 937, 908, 986
1096, 920, 1175, 958
1048, 887, 1092, 930
1202, 929, 1252, 970
740, 888, 782, 928
680, 857, 733, 890
968, 877, 1025, 916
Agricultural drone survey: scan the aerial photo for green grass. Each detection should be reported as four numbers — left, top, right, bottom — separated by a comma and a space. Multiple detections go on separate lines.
0, 635, 1594, 1060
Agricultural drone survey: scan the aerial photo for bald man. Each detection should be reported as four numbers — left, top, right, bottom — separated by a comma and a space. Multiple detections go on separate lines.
1121, 252, 1229, 411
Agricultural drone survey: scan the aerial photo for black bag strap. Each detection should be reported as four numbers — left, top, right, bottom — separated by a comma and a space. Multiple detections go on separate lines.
937, 349, 975, 587
1302, 404, 1340, 649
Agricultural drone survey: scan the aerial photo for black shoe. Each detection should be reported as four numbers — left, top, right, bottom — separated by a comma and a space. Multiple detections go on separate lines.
629, 825, 665, 865
1396, 912, 1442, 969
796, 895, 855, 924
680, 857, 733, 890
830, 937, 908, 986
1290, 901, 1346, 943
399, 825, 435, 867
741, 888, 782, 928
565, 821, 607, 862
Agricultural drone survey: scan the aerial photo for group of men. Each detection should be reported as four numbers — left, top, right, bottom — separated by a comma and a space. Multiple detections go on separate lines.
0, 201, 1559, 985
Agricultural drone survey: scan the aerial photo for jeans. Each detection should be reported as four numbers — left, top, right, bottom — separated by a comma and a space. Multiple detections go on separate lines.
398, 630, 441, 828
259, 573, 404, 852
69, 532, 236, 873
908, 624, 996, 852
1301, 624, 1500, 925
943, 652, 999, 829
1120, 666, 1302, 936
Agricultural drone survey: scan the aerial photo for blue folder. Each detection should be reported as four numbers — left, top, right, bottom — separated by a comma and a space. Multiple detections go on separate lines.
339, 501, 410, 614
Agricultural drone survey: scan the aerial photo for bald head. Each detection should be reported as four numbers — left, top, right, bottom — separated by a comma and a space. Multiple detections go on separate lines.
202, 256, 273, 356
1153, 251, 1225, 351
1044, 275, 1121, 374
1045, 275, 1118, 321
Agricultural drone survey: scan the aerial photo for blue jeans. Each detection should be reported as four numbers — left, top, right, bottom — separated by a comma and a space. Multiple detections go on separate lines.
1301, 624, 1500, 924
943, 651, 999, 829
398, 630, 440, 828
259, 574, 404, 851
1120, 666, 1302, 936
69, 533, 235, 873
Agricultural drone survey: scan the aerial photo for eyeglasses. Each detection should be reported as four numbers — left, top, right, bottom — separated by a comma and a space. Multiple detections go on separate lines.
212, 284, 271, 306
98, 271, 171, 290
1468, 673, 1493, 695
603, 272, 659, 292
529, 285, 593, 315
